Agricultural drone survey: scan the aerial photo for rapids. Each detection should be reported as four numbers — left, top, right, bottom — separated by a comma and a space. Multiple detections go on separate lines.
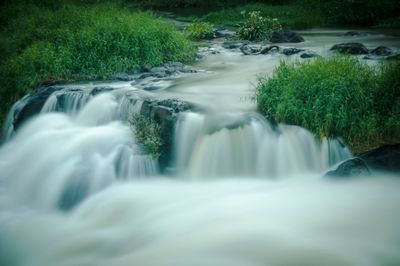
0, 29, 400, 266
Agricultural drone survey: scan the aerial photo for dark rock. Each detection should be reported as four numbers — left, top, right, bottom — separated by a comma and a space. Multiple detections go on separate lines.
300, 52, 320, 58
240, 44, 262, 55
325, 158, 370, 178
326, 144, 400, 178
387, 54, 400, 61
330, 42, 369, 55
343, 31, 366, 37
110, 73, 135, 81
140, 99, 192, 171
150, 67, 168, 78
90, 86, 115, 96
282, 47, 304, 55
370, 46, 392, 56
13, 86, 62, 130
270, 30, 304, 43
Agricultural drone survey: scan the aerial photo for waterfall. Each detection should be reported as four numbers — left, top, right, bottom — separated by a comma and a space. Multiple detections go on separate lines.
0, 93, 158, 211
174, 112, 351, 178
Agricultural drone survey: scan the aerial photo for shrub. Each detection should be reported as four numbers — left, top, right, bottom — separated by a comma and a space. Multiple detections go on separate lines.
237, 10, 281, 41
184, 21, 215, 40
130, 115, 163, 159
202, 3, 324, 29
0, 1, 195, 127
256, 57, 400, 152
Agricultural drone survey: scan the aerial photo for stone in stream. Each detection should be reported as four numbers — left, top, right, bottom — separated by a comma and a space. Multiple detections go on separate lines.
330, 42, 369, 54
326, 144, 400, 178
282, 47, 304, 55
370, 46, 393, 56
270, 30, 305, 43
140, 98, 192, 171
300, 51, 320, 58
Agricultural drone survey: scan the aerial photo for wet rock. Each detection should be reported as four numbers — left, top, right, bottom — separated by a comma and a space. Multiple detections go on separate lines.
326, 144, 400, 178
330, 42, 369, 54
387, 54, 400, 61
90, 86, 115, 96
240, 44, 279, 55
270, 30, 304, 43
110, 73, 136, 81
343, 31, 367, 37
140, 98, 192, 171
282, 47, 304, 55
13, 86, 62, 130
325, 158, 370, 178
300, 52, 320, 58
370, 46, 392, 56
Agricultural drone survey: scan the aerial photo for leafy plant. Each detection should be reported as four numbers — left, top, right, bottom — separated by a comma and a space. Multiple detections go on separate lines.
256, 57, 400, 152
130, 114, 163, 160
237, 10, 281, 41
184, 21, 215, 40
0, 1, 195, 127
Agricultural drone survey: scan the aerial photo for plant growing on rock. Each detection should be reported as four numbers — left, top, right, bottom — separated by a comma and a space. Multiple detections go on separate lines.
184, 21, 215, 40
130, 114, 163, 160
237, 11, 281, 41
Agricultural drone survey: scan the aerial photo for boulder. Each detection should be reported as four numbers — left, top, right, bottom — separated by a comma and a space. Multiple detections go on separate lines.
140, 99, 192, 171
282, 47, 304, 55
330, 42, 369, 54
326, 144, 400, 178
370, 46, 392, 56
300, 52, 320, 58
12, 86, 62, 130
270, 30, 304, 43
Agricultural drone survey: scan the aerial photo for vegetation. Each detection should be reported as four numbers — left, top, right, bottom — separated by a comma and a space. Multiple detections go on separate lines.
237, 11, 281, 41
0, 0, 195, 126
130, 115, 163, 159
256, 57, 400, 152
201, 3, 324, 29
184, 21, 215, 40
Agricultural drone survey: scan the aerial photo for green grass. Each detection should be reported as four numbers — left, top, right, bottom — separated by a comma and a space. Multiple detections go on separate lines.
0, 1, 195, 127
130, 115, 163, 159
184, 21, 215, 40
256, 57, 400, 153
201, 3, 324, 29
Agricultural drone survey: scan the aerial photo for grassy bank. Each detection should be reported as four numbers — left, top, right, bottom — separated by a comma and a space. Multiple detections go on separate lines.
0, 0, 194, 126
256, 57, 400, 153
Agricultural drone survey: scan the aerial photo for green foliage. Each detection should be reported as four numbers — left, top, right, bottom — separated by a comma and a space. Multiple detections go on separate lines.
202, 3, 324, 29
130, 115, 163, 159
256, 57, 400, 152
323, 0, 399, 26
184, 21, 215, 40
0, 1, 195, 126
237, 10, 281, 41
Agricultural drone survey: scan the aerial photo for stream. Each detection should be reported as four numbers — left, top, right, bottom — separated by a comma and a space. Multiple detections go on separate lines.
0, 28, 400, 266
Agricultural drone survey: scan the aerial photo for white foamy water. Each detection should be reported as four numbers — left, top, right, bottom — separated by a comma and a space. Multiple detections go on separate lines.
1, 28, 400, 266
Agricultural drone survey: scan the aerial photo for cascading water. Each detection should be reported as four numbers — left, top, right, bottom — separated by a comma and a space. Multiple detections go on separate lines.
174, 112, 351, 178
1, 29, 400, 266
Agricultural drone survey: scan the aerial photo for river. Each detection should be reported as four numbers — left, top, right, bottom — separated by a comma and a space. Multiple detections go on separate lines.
0, 29, 399, 266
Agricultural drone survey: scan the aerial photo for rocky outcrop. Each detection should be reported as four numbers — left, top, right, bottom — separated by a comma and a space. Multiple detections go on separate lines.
370, 46, 392, 56
12, 86, 62, 131
282, 47, 304, 55
330, 42, 369, 54
326, 144, 400, 178
270, 30, 304, 43
140, 99, 192, 171
240, 44, 279, 55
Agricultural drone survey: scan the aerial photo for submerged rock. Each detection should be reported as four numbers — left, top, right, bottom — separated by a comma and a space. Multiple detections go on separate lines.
270, 30, 304, 43
300, 52, 320, 58
326, 144, 400, 178
370, 46, 392, 56
330, 42, 369, 54
282, 47, 304, 55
